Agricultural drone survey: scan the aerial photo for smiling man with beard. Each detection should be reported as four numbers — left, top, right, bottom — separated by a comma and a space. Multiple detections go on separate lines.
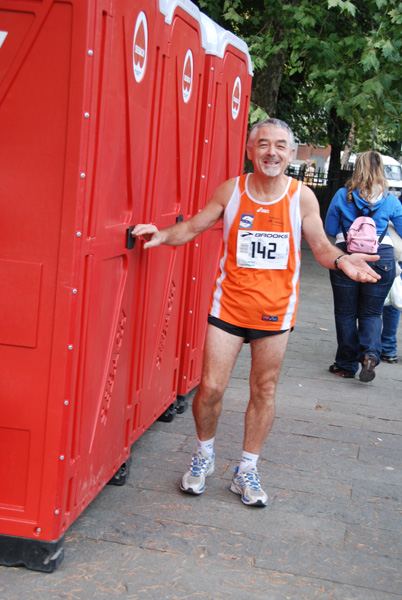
132, 118, 380, 507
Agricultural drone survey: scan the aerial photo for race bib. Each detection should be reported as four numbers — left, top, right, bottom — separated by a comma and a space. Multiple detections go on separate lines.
237, 230, 290, 269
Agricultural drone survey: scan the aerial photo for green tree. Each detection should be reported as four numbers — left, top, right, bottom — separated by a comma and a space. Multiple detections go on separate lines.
196, 0, 402, 175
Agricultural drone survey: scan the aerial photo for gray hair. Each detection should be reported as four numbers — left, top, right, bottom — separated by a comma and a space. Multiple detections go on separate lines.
247, 118, 296, 150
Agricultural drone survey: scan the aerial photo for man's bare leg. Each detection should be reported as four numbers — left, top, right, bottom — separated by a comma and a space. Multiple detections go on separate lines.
180, 324, 244, 495
243, 330, 290, 453
192, 324, 244, 440
230, 331, 290, 506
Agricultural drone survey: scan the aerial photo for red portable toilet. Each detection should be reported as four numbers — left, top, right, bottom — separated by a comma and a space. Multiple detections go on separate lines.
0, 0, 163, 571
130, 0, 207, 429
176, 14, 253, 401
0, 0, 206, 571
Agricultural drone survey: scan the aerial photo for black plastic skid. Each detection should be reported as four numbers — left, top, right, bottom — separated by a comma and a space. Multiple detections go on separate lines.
158, 394, 190, 422
0, 533, 65, 572
108, 457, 132, 486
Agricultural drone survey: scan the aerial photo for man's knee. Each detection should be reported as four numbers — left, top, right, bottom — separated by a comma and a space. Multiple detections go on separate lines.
250, 377, 277, 402
199, 375, 226, 402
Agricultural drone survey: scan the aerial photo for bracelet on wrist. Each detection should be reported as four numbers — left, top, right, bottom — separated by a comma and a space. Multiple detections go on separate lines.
334, 254, 346, 270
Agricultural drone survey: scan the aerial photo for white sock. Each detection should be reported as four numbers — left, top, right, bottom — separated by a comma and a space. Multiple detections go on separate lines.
197, 437, 215, 456
238, 450, 259, 473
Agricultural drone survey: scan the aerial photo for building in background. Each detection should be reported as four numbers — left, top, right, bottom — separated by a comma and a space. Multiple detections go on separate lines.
293, 143, 332, 173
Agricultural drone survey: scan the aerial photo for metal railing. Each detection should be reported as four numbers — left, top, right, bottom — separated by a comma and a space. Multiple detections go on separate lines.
286, 166, 351, 220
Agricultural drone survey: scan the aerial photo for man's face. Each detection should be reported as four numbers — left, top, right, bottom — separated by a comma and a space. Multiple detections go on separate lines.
247, 125, 295, 177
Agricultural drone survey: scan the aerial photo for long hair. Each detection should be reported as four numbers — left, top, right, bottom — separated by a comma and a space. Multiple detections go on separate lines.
346, 151, 388, 203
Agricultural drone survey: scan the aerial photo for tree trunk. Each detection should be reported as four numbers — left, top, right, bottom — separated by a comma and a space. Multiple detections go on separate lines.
327, 108, 351, 196
341, 123, 357, 168
251, 49, 287, 117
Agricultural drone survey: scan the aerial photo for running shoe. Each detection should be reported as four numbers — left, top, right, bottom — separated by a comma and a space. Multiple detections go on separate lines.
229, 465, 268, 507
180, 449, 215, 495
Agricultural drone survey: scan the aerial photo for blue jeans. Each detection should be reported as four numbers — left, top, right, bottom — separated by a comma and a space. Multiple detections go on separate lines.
329, 244, 395, 375
381, 280, 401, 356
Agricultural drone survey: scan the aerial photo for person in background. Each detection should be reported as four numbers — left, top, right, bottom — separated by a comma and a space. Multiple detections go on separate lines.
382, 287, 401, 363
304, 161, 316, 184
325, 151, 402, 382
299, 158, 310, 180
133, 120, 380, 508
381, 223, 402, 363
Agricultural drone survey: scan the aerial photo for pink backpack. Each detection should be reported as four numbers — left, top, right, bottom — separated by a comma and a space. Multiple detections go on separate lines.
341, 197, 387, 254
346, 216, 379, 254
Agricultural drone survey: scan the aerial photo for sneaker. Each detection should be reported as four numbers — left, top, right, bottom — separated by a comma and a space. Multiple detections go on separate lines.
359, 355, 376, 382
180, 449, 214, 495
380, 354, 398, 364
229, 465, 268, 507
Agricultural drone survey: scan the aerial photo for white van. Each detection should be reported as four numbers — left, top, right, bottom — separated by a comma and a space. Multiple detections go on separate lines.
338, 153, 402, 199
381, 155, 402, 199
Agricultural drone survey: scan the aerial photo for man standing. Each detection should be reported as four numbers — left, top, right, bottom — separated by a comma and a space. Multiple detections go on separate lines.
299, 157, 310, 180
132, 119, 380, 507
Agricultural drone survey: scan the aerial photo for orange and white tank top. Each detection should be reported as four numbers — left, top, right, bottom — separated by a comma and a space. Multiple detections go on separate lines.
209, 174, 302, 331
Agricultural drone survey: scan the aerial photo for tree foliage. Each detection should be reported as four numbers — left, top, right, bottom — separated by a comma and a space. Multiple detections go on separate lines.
195, 0, 402, 168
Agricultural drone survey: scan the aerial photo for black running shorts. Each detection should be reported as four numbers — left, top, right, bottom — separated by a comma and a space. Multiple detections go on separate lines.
207, 314, 292, 344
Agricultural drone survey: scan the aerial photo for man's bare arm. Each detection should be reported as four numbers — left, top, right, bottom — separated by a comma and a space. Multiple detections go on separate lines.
132, 178, 236, 248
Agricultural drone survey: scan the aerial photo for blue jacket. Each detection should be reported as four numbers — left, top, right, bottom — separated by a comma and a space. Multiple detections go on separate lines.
324, 187, 402, 240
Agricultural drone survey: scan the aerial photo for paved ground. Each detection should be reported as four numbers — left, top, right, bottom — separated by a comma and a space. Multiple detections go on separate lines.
1, 241, 402, 600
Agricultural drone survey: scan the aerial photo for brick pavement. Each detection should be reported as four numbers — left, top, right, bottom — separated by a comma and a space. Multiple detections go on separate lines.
1, 241, 401, 600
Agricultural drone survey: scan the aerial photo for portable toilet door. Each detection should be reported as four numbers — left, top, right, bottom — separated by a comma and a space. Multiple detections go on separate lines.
176, 13, 253, 400
130, 0, 207, 430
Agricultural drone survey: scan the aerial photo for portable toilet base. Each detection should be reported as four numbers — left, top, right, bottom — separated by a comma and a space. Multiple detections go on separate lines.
0, 533, 65, 573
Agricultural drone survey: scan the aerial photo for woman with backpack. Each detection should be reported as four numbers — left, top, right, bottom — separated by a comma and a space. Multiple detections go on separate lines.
324, 150, 402, 382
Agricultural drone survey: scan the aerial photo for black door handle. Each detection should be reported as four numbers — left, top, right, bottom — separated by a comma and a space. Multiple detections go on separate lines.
126, 226, 136, 250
